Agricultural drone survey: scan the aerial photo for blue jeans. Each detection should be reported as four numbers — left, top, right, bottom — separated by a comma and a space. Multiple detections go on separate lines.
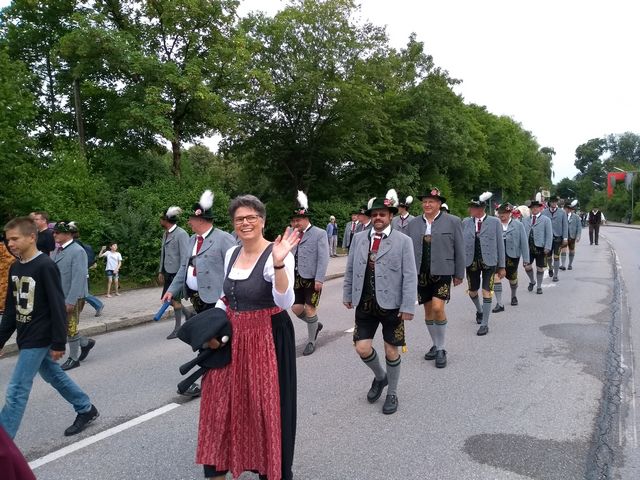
85, 293, 103, 312
0, 347, 92, 439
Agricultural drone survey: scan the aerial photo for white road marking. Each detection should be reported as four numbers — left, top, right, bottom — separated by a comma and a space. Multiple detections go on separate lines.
29, 403, 180, 470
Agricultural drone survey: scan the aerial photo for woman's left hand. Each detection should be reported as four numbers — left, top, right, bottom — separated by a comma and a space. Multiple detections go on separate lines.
272, 227, 301, 265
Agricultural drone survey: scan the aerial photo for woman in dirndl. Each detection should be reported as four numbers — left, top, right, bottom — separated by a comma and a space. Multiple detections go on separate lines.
197, 195, 299, 480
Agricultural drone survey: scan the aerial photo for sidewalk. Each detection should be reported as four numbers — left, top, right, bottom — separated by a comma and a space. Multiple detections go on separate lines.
2, 255, 348, 354
604, 221, 640, 229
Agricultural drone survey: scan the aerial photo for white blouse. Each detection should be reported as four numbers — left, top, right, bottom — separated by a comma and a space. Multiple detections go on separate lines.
215, 246, 295, 311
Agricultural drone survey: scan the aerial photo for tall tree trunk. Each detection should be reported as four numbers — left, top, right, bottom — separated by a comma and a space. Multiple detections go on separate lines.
73, 77, 86, 156
171, 135, 181, 178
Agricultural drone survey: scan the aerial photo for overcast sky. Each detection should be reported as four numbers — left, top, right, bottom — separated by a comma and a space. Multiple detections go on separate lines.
3, 0, 638, 181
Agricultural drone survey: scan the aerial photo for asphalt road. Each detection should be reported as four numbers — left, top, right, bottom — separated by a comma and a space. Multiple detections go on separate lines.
1, 231, 636, 479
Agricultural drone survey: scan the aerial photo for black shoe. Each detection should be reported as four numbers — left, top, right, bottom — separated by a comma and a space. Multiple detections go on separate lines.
511, 297, 518, 306
475, 311, 483, 324
568, 265, 573, 270
435, 349, 447, 368
367, 376, 388, 403
382, 394, 398, 415
559, 266, 566, 271
492, 304, 504, 313
64, 405, 99, 436
314, 322, 323, 340
78, 339, 95, 361
424, 345, 437, 360
179, 383, 201, 398
536, 287, 543, 294
477, 325, 488, 336
61, 358, 80, 371
95, 305, 104, 317
549, 269, 553, 277
528, 282, 535, 292
166, 329, 179, 340
553, 276, 559, 282
302, 342, 316, 356
595, 243, 598, 245
590, 242, 593, 245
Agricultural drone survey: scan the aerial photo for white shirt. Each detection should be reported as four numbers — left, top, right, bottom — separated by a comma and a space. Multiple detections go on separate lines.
215, 246, 295, 310
423, 212, 441, 235
186, 226, 213, 291
104, 251, 122, 271
369, 225, 392, 249
475, 214, 487, 232
168, 224, 177, 234
61, 239, 73, 249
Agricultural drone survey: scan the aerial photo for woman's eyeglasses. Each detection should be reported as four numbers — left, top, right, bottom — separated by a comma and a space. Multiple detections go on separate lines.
234, 215, 262, 225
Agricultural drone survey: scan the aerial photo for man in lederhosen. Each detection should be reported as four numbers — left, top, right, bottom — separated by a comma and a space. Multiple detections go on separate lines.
541, 195, 568, 282
462, 193, 505, 336
290, 191, 329, 356
158, 206, 190, 339
523, 200, 553, 295
163, 190, 235, 396
491, 203, 529, 312
560, 199, 581, 271
342, 211, 359, 250
344, 190, 416, 414
391, 195, 414, 235
407, 188, 465, 368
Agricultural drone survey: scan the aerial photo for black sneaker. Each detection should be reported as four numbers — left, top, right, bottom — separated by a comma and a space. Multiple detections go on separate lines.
475, 311, 483, 324
435, 349, 447, 368
78, 339, 95, 361
559, 266, 566, 271
64, 405, 99, 436
166, 329, 179, 340
511, 297, 518, 306
568, 265, 573, 270
527, 282, 535, 292
552, 276, 559, 282
492, 304, 504, 313
477, 325, 489, 336
179, 383, 201, 398
61, 358, 80, 371
536, 287, 543, 294
367, 376, 388, 403
382, 394, 398, 415
302, 342, 316, 356
549, 269, 553, 278
424, 346, 437, 361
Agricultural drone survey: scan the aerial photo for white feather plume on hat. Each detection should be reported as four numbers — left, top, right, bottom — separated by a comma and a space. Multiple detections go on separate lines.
297, 190, 308, 210
405, 195, 414, 205
367, 197, 376, 210
386, 189, 399, 207
479, 191, 493, 202
570, 199, 579, 208
199, 190, 214, 210
166, 206, 182, 218
535, 192, 542, 203
68, 221, 77, 229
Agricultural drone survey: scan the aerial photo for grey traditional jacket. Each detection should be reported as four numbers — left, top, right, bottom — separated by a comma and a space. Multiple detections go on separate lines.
522, 214, 553, 251
462, 215, 506, 268
391, 214, 414, 236
502, 219, 530, 263
541, 207, 568, 239
355, 221, 372, 233
407, 213, 466, 279
159, 225, 190, 274
342, 221, 355, 248
567, 213, 582, 240
294, 225, 330, 282
343, 229, 417, 313
51, 241, 88, 305
168, 228, 235, 304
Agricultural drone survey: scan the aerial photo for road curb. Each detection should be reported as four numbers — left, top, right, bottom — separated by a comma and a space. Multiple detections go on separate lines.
604, 223, 640, 230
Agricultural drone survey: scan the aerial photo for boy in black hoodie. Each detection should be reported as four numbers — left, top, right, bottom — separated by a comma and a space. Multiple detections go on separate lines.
0, 217, 98, 439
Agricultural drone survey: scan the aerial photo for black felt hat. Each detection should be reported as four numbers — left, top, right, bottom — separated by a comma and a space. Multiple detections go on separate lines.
364, 189, 399, 215
418, 187, 446, 204
189, 190, 215, 220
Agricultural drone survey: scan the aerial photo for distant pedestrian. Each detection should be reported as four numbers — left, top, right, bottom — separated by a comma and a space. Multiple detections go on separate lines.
344, 189, 417, 414
29, 211, 55, 256
51, 222, 95, 371
588, 206, 603, 245
72, 226, 104, 317
0, 217, 99, 439
326, 215, 338, 257
158, 206, 190, 339
291, 192, 329, 356
391, 195, 414, 234
99, 242, 122, 297
560, 200, 581, 270
342, 212, 359, 250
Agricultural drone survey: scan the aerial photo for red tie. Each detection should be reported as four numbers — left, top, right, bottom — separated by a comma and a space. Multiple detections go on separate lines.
351, 222, 356, 233
476, 220, 482, 233
193, 235, 204, 275
371, 233, 383, 253
532, 215, 536, 225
